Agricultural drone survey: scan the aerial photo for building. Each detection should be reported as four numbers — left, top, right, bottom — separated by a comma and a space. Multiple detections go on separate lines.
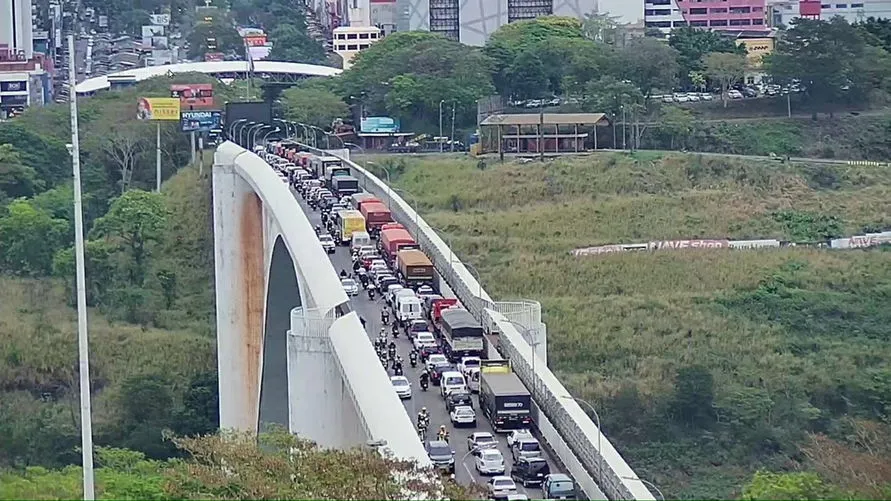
736, 35, 775, 84
0, 0, 33, 60
644, 0, 769, 35
0, 0, 55, 117
332, 25, 381, 69
767, 0, 891, 26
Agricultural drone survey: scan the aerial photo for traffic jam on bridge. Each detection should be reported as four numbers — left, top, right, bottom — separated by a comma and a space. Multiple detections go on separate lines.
258, 141, 579, 500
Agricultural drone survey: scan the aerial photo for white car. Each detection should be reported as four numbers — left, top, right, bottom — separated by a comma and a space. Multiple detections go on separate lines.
486, 476, 518, 500
458, 356, 481, 374
467, 432, 499, 451
414, 332, 437, 350
385, 284, 406, 305
390, 376, 412, 399
426, 353, 449, 371
474, 447, 505, 475
318, 234, 335, 254
450, 405, 476, 427
506, 429, 534, 448
341, 278, 359, 296
368, 263, 389, 277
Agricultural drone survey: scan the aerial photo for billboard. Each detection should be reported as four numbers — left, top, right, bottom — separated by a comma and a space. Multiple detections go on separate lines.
181, 110, 222, 132
225, 101, 272, 126
150, 14, 171, 25
98, 15, 108, 28
171, 84, 214, 108
141, 25, 165, 37
243, 34, 268, 46
137, 97, 181, 120
360, 116, 400, 133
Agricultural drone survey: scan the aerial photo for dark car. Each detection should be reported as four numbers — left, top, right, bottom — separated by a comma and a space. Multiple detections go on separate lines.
426, 440, 455, 474
543, 473, 576, 500
445, 390, 474, 412
406, 319, 430, 338
430, 362, 455, 386
510, 457, 550, 487
378, 276, 400, 292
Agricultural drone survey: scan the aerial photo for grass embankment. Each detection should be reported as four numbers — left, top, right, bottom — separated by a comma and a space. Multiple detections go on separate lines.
380, 153, 891, 499
0, 166, 216, 467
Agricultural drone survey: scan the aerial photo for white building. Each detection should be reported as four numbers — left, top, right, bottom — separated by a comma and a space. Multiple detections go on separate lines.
767, 0, 891, 26
0, 0, 33, 59
332, 25, 381, 69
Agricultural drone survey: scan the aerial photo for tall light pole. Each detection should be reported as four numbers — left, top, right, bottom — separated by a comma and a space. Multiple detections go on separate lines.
439, 99, 445, 153
235, 120, 252, 145
450, 101, 456, 152
563, 395, 602, 485
245, 123, 264, 147
259, 126, 281, 145
239, 121, 255, 146
251, 124, 273, 148
67, 33, 95, 501
228, 118, 247, 141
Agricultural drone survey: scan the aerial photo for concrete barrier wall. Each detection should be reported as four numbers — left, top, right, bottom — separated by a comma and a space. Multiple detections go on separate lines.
304, 146, 654, 501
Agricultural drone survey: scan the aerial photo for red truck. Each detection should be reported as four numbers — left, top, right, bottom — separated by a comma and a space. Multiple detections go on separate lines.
360, 201, 393, 235
380, 228, 419, 264
381, 222, 406, 231
430, 298, 459, 330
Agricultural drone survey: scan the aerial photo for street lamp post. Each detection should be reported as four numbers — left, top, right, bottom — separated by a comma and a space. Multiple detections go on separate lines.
247, 123, 266, 148
239, 121, 256, 146
621, 476, 665, 501
439, 100, 445, 153
259, 126, 281, 145
67, 33, 95, 501
228, 118, 247, 141
563, 395, 603, 485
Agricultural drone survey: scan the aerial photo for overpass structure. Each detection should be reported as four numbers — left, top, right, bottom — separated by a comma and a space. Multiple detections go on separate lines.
213, 141, 656, 500
75, 60, 342, 95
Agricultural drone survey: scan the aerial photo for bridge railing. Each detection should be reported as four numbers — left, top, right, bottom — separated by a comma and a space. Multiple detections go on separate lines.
298, 145, 654, 501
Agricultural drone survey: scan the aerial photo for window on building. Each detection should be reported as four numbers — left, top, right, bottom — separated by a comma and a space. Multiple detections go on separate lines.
689, 7, 707, 14
752, 18, 764, 24
730, 7, 751, 13
711, 8, 727, 13
347, 33, 357, 39
690, 20, 708, 26
673, 20, 688, 26
370, 32, 378, 38
336, 33, 346, 40
647, 0, 670, 5
852, 2, 864, 6
337, 44, 347, 51
729, 18, 751, 25
359, 32, 369, 39
359, 44, 369, 49
644, 21, 672, 28
710, 19, 728, 26
821, 4, 830, 7
836, 3, 847, 7
347, 44, 358, 50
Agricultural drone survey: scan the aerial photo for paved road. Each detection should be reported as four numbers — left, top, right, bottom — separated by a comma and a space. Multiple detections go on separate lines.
290, 185, 558, 496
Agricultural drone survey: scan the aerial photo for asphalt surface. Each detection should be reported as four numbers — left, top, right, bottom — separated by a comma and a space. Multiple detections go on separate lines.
289, 179, 559, 497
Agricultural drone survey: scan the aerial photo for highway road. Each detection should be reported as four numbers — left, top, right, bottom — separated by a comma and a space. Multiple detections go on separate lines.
290, 183, 559, 497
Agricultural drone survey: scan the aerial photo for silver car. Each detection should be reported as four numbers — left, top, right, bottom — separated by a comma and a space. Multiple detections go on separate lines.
341, 278, 359, 296
511, 437, 542, 461
474, 448, 505, 475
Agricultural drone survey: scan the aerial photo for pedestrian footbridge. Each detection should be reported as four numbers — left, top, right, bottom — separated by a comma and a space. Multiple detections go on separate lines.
212, 142, 655, 500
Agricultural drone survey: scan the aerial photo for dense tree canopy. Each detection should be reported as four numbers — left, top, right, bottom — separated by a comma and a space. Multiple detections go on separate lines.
669, 26, 746, 89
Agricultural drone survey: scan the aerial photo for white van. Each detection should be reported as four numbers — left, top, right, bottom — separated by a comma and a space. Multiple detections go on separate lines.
440, 371, 467, 397
397, 295, 424, 323
351, 231, 371, 251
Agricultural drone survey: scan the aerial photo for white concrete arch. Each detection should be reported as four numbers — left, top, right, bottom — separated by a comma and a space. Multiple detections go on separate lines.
212, 142, 427, 462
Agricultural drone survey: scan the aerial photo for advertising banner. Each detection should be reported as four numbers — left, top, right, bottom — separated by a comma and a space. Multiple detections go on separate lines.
150, 14, 171, 25
137, 97, 181, 120
98, 15, 108, 28
170, 84, 214, 108
204, 52, 224, 62
360, 116, 400, 133
181, 110, 221, 132
0, 81, 27, 92
243, 34, 268, 46
650, 239, 730, 250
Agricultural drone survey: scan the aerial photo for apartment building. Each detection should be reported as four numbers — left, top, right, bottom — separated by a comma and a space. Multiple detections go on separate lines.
767, 0, 891, 26
332, 25, 381, 69
644, 0, 769, 35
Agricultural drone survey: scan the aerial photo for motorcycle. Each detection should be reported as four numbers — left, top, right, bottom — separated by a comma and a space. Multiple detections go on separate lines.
381, 311, 389, 325
417, 425, 427, 441
391, 323, 399, 338
409, 352, 418, 368
393, 365, 403, 376
419, 375, 429, 391
367, 288, 376, 300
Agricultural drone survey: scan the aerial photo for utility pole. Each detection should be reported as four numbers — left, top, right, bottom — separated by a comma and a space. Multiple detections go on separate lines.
67, 33, 95, 501
439, 99, 445, 153
450, 102, 456, 152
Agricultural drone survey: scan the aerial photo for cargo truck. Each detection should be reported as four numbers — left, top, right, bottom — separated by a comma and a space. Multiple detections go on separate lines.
478, 360, 533, 432
309, 155, 343, 178
359, 201, 393, 236
332, 175, 360, 196
440, 308, 486, 362
380, 228, 419, 264
396, 249, 435, 287
325, 164, 351, 187
337, 210, 366, 245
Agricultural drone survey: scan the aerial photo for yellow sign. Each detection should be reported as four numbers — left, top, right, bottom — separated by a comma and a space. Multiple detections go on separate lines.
736, 38, 775, 68
136, 97, 181, 120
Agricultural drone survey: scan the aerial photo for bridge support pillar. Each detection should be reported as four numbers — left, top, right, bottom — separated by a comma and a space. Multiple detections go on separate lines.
287, 307, 350, 448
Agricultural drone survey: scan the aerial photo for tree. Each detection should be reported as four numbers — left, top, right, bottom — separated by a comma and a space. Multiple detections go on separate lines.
165, 429, 480, 500
669, 365, 716, 428
0, 144, 42, 199
89, 190, 168, 286
582, 76, 644, 117
97, 121, 148, 193
703, 51, 747, 107
741, 471, 836, 500
669, 26, 746, 89
581, 11, 621, 44
659, 105, 694, 150
267, 24, 326, 64
505, 50, 550, 99
280, 87, 349, 129
617, 37, 679, 98
187, 15, 242, 60
765, 17, 886, 110
0, 200, 67, 276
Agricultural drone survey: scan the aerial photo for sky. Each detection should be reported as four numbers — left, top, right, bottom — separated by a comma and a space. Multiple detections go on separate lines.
596, 0, 645, 23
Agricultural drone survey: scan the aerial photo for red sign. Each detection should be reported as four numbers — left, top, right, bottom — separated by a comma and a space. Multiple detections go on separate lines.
243, 35, 267, 47
170, 84, 214, 108
204, 52, 224, 62
651, 240, 729, 250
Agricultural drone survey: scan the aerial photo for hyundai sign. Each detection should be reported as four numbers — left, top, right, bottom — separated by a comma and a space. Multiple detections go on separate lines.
360, 116, 400, 133
181, 110, 222, 132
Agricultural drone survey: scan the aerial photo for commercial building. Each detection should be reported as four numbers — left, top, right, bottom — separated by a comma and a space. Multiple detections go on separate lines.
332, 25, 381, 69
736, 35, 775, 84
0, 0, 54, 117
644, 0, 769, 35
315, 0, 602, 46
767, 0, 891, 26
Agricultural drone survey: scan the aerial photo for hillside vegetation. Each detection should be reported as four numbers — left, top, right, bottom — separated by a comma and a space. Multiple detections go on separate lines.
378, 152, 891, 499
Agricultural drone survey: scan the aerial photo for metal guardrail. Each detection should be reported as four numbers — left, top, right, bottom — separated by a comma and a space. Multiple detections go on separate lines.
295, 144, 655, 501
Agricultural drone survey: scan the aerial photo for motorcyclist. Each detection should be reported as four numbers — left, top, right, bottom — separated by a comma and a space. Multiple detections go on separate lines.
419, 370, 429, 389
340, 269, 347, 278
409, 350, 418, 367
368, 287, 375, 300
437, 425, 450, 443
393, 363, 403, 376
359, 317, 366, 329
417, 408, 430, 429
315, 225, 321, 235
387, 345, 396, 361
381, 307, 389, 324
380, 327, 387, 338
391, 321, 399, 338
